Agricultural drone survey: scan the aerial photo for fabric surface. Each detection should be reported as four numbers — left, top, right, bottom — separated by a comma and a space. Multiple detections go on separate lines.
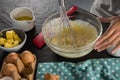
0, 0, 59, 33
0, 0, 112, 68
0, 0, 93, 33
36, 58, 120, 80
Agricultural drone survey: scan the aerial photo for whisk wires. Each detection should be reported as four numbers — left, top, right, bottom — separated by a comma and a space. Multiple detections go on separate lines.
58, 0, 78, 48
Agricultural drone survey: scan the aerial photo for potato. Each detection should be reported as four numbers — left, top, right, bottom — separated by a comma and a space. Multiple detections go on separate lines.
2, 63, 18, 76
21, 50, 34, 66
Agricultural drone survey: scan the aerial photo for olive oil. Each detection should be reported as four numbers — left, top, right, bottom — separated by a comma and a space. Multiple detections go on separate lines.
15, 16, 32, 21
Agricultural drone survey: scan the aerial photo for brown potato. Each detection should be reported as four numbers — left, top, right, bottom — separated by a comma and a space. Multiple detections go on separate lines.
20, 50, 34, 66
44, 73, 60, 80
5, 52, 19, 64
2, 63, 18, 76
15, 58, 25, 74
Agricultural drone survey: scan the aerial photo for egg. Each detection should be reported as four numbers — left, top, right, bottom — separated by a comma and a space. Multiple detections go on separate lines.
5, 52, 19, 64
21, 78, 28, 80
1, 76, 13, 80
2, 63, 18, 76
20, 50, 34, 66
44, 73, 60, 80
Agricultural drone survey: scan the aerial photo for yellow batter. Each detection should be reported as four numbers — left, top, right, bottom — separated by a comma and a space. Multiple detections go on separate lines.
50, 20, 98, 48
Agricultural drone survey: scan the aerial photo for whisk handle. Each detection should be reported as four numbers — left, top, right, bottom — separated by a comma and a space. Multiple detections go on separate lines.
58, 0, 65, 7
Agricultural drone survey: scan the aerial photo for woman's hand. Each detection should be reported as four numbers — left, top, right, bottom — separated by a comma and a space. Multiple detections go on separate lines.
94, 16, 120, 53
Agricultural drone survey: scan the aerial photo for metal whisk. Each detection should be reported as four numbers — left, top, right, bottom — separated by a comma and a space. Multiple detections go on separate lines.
58, 0, 77, 48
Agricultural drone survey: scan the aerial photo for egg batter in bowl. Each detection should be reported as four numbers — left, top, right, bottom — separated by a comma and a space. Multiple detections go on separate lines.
50, 20, 98, 48
42, 12, 102, 58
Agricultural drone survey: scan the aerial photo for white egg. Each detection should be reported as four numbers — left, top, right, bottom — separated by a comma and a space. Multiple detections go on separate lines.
107, 45, 120, 57
1, 76, 13, 80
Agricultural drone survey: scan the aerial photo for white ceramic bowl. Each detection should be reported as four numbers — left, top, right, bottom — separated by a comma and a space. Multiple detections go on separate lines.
0, 28, 27, 52
10, 7, 35, 32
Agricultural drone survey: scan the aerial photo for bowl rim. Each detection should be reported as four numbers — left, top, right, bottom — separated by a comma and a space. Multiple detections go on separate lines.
42, 12, 103, 51
0, 28, 27, 49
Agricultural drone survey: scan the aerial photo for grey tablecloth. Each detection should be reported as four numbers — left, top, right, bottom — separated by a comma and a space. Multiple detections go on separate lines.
0, 0, 59, 33
0, 1, 113, 80
0, 0, 112, 63
0, 0, 94, 32
0, 0, 112, 61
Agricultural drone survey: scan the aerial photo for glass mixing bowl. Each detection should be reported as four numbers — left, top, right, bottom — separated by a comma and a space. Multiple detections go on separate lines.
42, 9, 103, 58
